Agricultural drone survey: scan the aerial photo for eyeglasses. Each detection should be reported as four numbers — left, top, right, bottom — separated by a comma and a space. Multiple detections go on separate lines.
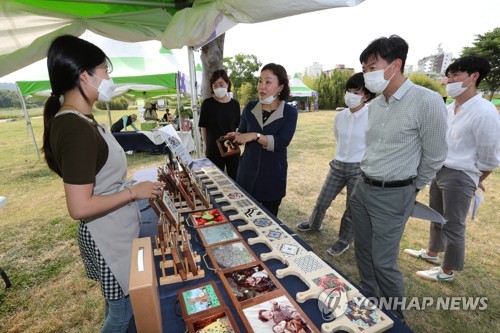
95, 64, 112, 74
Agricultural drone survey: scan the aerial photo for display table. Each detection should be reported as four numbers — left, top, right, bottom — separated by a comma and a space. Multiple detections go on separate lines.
112, 131, 166, 152
113, 130, 194, 154
137, 159, 412, 333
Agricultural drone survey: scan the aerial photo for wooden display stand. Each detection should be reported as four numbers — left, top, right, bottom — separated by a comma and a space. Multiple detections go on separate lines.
157, 162, 211, 213
129, 237, 163, 333
157, 223, 204, 285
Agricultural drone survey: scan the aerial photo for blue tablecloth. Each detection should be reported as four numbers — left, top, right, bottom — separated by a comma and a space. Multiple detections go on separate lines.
112, 132, 166, 153
137, 159, 413, 333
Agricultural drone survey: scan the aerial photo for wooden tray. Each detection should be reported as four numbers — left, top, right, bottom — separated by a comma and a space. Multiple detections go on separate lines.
185, 307, 240, 333
177, 281, 225, 321
218, 261, 283, 308
239, 293, 319, 333
205, 239, 259, 272
188, 208, 229, 228
216, 135, 241, 157
197, 223, 242, 248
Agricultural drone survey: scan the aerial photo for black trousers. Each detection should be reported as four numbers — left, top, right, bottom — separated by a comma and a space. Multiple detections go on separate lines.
260, 199, 282, 217
207, 153, 239, 181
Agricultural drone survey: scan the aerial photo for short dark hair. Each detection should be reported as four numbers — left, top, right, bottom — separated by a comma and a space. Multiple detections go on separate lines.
359, 35, 408, 73
209, 69, 231, 93
345, 72, 376, 102
261, 63, 290, 100
445, 56, 491, 87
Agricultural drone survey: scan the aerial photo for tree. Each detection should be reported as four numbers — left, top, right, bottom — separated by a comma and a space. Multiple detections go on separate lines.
224, 53, 262, 100
238, 81, 258, 107
316, 70, 350, 110
461, 27, 500, 100
0, 89, 21, 108
200, 34, 226, 101
409, 73, 445, 96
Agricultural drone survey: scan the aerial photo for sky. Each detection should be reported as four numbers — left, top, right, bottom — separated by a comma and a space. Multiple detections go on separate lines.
222, 0, 499, 75
1, 0, 498, 84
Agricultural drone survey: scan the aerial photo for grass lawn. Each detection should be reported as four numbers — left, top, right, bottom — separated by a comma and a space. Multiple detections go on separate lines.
0, 108, 498, 332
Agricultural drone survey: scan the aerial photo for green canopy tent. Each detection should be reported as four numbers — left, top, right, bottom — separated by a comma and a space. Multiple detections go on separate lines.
289, 73, 318, 111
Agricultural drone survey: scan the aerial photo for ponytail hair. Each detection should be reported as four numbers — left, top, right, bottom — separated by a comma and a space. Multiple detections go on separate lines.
41, 35, 109, 176
42, 93, 63, 176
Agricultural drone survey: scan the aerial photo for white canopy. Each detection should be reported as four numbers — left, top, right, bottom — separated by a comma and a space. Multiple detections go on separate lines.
0, 0, 364, 77
290, 74, 316, 97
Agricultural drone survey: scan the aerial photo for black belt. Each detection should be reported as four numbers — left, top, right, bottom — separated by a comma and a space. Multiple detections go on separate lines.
362, 173, 414, 188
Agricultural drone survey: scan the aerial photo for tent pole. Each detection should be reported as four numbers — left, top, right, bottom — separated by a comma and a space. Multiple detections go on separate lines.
176, 71, 182, 130
106, 102, 112, 128
16, 84, 40, 162
188, 47, 202, 158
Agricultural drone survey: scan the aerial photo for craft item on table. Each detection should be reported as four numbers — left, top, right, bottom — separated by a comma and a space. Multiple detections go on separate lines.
178, 281, 225, 321
239, 219, 289, 243
275, 251, 358, 304
149, 198, 163, 217
219, 262, 282, 306
206, 240, 258, 271
240, 294, 319, 333
188, 208, 228, 228
219, 198, 256, 212
321, 291, 393, 333
205, 182, 240, 194
216, 135, 241, 157
185, 308, 239, 333
129, 237, 163, 333
183, 165, 211, 209
213, 191, 248, 206
168, 233, 188, 281
157, 162, 203, 212
154, 212, 171, 256
158, 227, 204, 285
174, 171, 196, 210
197, 223, 241, 247
250, 235, 307, 264
156, 188, 180, 230
226, 206, 268, 221
180, 228, 202, 277
157, 165, 177, 194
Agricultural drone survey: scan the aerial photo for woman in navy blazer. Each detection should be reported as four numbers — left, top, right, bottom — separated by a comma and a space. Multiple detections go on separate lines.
232, 63, 298, 216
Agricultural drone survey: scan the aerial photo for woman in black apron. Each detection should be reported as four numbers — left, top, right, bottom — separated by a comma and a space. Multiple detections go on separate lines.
42, 35, 162, 333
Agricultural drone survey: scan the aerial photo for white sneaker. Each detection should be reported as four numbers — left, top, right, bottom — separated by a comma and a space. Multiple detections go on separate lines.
416, 267, 454, 282
404, 248, 441, 265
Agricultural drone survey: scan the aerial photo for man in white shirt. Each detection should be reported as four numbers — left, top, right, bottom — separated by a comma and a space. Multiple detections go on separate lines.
296, 73, 375, 256
405, 56, 500, 282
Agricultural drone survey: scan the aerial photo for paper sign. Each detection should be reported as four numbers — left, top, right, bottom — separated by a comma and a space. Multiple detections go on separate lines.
158, 125, 193, 166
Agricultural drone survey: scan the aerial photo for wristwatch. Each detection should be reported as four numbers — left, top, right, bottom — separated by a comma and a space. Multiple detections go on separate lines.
256, 133, 261, 141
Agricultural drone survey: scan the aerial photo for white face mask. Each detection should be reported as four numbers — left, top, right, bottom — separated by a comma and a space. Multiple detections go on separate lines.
446, 76, 473, 98
363, 62, 396, 93
90, 74, 116, 102
213, 87, 227, 99
344, 92, 364, 109
260, 86, 281, 105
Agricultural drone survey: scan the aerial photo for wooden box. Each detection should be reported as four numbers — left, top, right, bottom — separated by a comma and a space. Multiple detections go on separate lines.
129, 237, 163, 333
216, 135, 241, 157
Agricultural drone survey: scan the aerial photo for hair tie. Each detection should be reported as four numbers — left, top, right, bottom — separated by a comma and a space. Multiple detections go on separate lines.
51, 92, 60, 98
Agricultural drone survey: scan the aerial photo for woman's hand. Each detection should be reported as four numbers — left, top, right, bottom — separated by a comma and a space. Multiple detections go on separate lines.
130, 181, 164, 200
234, 132, 257, 145
225, 131, 238, 139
